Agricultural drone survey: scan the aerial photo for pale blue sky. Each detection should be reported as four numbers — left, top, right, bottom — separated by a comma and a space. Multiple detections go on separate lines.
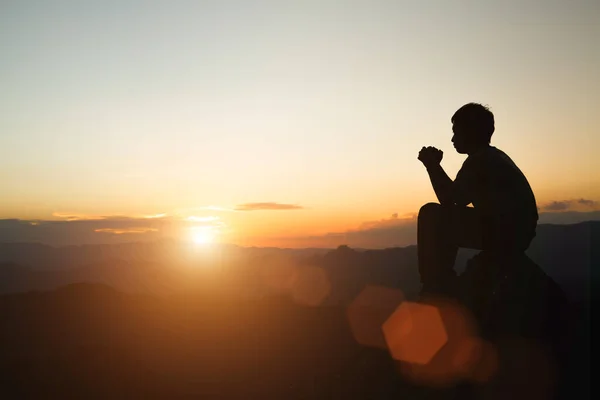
1, 0, 598, 239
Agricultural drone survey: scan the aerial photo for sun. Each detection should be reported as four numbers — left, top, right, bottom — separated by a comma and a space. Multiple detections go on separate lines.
191, 226, 216, 245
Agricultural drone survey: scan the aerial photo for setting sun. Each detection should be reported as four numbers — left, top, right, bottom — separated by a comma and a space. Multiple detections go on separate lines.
191, 226, 216, 245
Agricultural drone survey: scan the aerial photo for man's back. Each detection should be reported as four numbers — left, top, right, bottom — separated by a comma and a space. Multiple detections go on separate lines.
457, 145, 538, 223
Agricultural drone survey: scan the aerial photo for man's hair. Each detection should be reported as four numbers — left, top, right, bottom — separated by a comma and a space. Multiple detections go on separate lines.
451, 103, 495, 142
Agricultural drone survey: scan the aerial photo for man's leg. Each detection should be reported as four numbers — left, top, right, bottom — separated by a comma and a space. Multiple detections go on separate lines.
417, 203, 483, 296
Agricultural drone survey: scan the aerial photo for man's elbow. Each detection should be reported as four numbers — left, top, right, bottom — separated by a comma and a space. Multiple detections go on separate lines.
443, 194, 471, 207
437, 192, 456, 206
438, 196, 454, 206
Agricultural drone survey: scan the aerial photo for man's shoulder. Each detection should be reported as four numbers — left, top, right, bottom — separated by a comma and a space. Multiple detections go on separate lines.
488, 146, 510, 157
463, 146, 497, 166
460, 146, 517, 178
478, 145, 504, 157
474, 146, 516, 166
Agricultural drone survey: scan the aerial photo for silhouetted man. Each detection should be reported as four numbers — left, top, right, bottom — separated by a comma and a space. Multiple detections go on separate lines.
417, 103, 538, 295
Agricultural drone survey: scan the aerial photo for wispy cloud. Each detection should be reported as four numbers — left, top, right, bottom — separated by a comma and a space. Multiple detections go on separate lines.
52, 212, 108, 221
143, 213, 168, 219
358, 212, 417, 230
256, 212, 418, 249
0, 217, 171, 246
94, 228, 158, 235
540, 198, 599, 212
52, 212, 144, 221
263, 208, 600, 249
538, 210, 600, 224
577, 198, 598, 207
235, 203, 304, 211
543, 201, 570, 211
3, 201, 600, 248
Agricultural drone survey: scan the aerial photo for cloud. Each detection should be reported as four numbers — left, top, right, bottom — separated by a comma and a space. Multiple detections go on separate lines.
261, 208, 600, 249
144, 213, 168, 219
0, 217, 178, 246
577, 198, 598, 207
235, 203, 304, 211
540, 198, 599, 212
543, 201, 570, 211
2, 203, 600, 248
94, 228, 159, 235
255, 212, 418, 249
538, 210, 600, 225
0, 212, 230, 246
52, 212, 145, 221
358, 212, 417, 230
52, 212, 108, 221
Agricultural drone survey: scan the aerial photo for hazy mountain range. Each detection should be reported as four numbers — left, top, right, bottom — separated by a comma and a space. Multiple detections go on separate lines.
0, 221, 594, 399
1, 221, 596, 304
1, 210, 598, 248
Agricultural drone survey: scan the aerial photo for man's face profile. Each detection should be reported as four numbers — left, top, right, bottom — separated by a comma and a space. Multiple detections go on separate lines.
451, 123, 470, 154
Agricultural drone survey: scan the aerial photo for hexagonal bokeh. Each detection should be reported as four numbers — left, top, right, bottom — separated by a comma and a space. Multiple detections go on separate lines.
346, 285, 405, 350
385, 297, 499, 388
383, 301, 448, 365
290, 266, 331, 307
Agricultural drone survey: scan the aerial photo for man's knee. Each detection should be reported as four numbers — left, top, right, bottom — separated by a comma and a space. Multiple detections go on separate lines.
418, 203, 442, 222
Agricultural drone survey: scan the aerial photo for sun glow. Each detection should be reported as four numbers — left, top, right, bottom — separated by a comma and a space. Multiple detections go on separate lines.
191, 226, 216, 245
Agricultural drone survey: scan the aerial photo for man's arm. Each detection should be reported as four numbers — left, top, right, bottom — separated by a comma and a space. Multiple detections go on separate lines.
418, 146, 473, 207
425, 164, 454, 206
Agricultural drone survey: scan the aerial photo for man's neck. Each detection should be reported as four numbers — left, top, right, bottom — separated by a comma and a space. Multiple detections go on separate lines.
467, 144, 491, 156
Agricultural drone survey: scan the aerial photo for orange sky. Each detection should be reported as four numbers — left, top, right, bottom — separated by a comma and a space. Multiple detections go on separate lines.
1, 1, 599, 247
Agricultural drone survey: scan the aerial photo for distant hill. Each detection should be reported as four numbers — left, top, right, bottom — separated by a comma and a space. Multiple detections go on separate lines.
0, 241, 331, 270
0, 222, 597, 305
0, 222, 595, 399
526, 221, 598, 301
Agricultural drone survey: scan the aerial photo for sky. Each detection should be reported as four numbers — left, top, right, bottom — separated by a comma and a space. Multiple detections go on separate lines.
1, 0, 599, 247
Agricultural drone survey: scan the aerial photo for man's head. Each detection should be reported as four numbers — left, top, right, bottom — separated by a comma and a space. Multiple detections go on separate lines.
451, 103, 495, 154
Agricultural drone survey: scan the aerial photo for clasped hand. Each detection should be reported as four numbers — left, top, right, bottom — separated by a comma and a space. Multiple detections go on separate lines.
418, 146, 443, 168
